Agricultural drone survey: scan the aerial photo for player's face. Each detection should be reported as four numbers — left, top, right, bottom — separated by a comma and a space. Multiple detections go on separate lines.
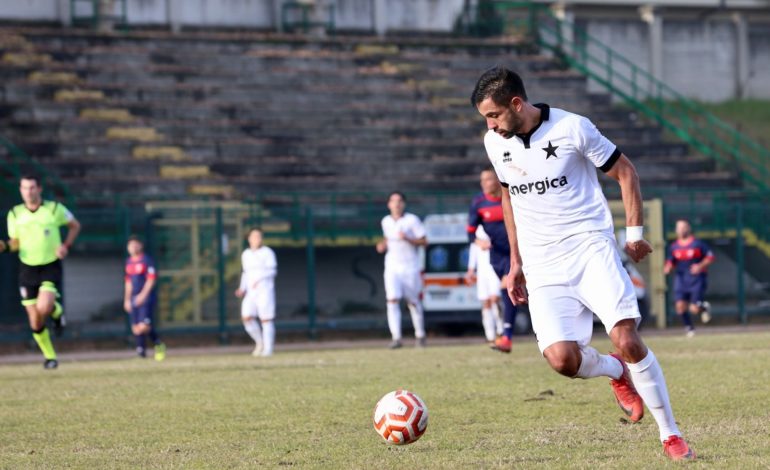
387, 194, 405, 217
479, 170, 499, 195
675, 221, 691, 239
477, 96, 525, 139
248, 230, 263, 249
19, 178, 41, 206
127, 240, 143, 256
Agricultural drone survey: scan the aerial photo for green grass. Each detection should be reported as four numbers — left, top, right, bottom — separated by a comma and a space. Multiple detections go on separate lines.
1, 332, 769, 469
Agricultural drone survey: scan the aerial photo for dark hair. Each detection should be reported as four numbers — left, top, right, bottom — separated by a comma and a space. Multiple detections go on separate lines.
20, 173, 41, 186
127, 234, 144, 244
470, 67, 528, 107
387, 191, 406, 202
481, 166, 496, 175
247, 227, 263, 237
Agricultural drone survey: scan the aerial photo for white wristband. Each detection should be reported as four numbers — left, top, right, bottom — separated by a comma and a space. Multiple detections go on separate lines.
626, 226, 644, 243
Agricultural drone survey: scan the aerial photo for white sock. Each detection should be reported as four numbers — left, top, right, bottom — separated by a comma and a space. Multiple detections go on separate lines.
243, 318, 262, 346
627, 349, 681, 441
481, 307, 497, 341
407, 302, 425, 339
261, 321, 275, 356
491, 302, 503, 336
575, 346, 623, 379
387, 302, 402, 340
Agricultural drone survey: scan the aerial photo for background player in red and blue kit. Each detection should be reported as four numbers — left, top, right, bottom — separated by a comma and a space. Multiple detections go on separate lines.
467, 168, 518, 352
664, 219, 714, 336
124, 236, 166, 360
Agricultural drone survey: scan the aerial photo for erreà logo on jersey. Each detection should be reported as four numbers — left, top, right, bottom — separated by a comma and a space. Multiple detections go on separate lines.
509, 175, 569, 196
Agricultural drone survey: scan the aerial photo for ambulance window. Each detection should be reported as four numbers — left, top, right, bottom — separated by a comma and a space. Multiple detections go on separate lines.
426, 243, 469, 273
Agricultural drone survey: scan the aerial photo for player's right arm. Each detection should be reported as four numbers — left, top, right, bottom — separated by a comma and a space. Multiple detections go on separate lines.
235, 251, 247, 297
3, 210, 19, 253
375, 218, 388, 253
501, 188, 527, 305
465, 243, 478, 285
123, 279, 132, 313
663, 244, 675, 275
467, 198, 481, 244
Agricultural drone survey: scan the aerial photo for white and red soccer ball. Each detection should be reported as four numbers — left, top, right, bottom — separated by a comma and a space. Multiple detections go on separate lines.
372, 389, 429, 445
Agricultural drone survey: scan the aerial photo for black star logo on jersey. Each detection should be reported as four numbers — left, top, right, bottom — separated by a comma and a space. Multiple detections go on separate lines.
542, 141, 559, 159
502, 151, 512, 163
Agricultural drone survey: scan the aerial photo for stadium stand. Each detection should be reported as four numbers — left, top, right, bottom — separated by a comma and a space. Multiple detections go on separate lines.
0, 26, 741, 205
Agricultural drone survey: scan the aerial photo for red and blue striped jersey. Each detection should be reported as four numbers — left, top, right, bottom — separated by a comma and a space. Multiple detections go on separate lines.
665, 237, 714, 279
467, 192, 509, 261
125, 254, 157, 296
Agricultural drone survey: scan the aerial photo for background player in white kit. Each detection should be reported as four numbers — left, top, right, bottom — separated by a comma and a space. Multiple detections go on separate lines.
465, 225, 503, 345
472, 67, 694, 460
235, 228, 277, 357
376, 192, 428, 349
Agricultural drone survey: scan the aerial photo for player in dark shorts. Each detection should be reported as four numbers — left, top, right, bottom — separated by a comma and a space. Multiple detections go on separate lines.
124, 236, 166, 360
664, 219, 714, 337
467, 168, 518, 353
0, 174, 80, 369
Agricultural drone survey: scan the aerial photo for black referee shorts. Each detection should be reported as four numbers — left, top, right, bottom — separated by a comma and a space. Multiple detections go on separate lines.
19, 260, 62, 305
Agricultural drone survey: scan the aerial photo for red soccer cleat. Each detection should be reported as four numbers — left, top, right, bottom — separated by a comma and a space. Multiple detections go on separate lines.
494, 336, 512, 353
663, 435, 695, 461
608, 353, 644, 423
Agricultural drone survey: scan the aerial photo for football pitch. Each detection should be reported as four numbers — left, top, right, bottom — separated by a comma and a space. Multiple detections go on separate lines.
1, 331, 769, 469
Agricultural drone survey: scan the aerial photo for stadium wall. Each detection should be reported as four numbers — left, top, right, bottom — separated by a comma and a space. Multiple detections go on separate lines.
578, 13, 770, 101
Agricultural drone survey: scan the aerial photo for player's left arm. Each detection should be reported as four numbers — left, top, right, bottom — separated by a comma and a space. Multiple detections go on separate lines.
691, 242, 715, 274
56, 208, 81, 259
501, 188, 527, 304
605, 154, 652, 263
405, 218, 428, 247
133, 262, 157, 306
405, 236, 427, 247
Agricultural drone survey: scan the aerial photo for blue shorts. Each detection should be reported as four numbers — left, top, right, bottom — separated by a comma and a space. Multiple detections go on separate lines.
674, 276, 707, 304
130, 300, 155, 326
490, 254, 510, 281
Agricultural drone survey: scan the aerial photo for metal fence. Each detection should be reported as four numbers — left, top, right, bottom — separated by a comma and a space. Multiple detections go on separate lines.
1, 191, 769, 345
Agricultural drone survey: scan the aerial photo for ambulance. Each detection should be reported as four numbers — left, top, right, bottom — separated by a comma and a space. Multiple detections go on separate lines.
421, 213, 481, 320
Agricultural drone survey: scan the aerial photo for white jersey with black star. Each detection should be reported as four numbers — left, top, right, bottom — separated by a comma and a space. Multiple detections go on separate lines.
381, 212, 426, 272
484, 104, 620, 268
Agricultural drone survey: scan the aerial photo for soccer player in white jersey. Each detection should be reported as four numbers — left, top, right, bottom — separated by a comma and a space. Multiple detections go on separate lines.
465, 225, 503, 345
234, 228, 277, 357
376, 192, 428, 349
471, 67, 694, 460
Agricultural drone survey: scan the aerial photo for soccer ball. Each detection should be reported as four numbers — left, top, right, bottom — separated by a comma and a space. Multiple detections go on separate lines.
372, 389, 428, 445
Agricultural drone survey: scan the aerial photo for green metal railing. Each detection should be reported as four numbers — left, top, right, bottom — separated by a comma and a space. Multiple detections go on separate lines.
475, 1, 770, 191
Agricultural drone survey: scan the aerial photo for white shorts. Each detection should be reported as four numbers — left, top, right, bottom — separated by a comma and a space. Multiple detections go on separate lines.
384, 267, 422, 303
241, 288, 275, 321
476, 263, 501, 301
524, 234, 640, 354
